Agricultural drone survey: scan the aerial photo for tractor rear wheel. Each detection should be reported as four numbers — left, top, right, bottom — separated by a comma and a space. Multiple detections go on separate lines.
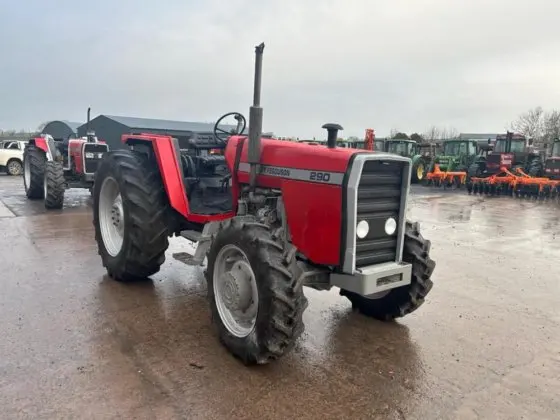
528, 159, 543, 177
44, 161, 65, 209
468, 163, 482, 179
340, 221, 435, 320
93, 150, 170, 282
23, 145, 46, 199
206, 219, 308, 365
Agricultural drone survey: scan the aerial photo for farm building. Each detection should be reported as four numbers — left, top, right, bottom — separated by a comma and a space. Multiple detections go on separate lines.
76, 115, 243, 150
41, 120, 82, 141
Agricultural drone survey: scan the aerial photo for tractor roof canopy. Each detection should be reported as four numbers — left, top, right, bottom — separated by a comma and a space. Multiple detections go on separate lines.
552, 140, 560, 157
386, 140, 416, 155
494, 138, 525, 153
386, 139, 416, 144
442, 139, 476, 156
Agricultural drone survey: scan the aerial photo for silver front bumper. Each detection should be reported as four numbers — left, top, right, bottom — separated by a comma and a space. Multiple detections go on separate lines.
330, 262, 412, 296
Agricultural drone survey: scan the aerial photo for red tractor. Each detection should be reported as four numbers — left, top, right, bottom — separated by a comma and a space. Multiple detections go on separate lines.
23, 108, 109, 209
92, 44, 436, 365
544, 139, 560, 179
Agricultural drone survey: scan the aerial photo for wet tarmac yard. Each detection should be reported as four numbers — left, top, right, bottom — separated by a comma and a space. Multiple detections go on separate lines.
1, 173, 560, 420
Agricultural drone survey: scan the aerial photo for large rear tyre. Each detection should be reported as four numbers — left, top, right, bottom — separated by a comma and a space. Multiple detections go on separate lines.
340, 221, 435, 320
44, 161, 65, 209
528, 159, 543, 177
23, 145, 46, 199
206, 219, 308, 365
93, 150, 170, 282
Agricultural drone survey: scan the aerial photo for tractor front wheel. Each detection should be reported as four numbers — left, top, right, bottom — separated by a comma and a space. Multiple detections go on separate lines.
411, 159, 426, 183
340, 220, 435, 320
93, 150, 170, 282
206, 219, 308, 365
23, 145, 46, 199
44, 161, 65, 209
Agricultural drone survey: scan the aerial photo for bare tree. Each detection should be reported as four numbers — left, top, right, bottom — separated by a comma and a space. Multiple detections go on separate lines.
389, 128, 400, 139
543, 110, 560, 145
36, 121, 49, 132
440, 126, 459, 139
423, 126, 441, 141
510, 106, 544, 140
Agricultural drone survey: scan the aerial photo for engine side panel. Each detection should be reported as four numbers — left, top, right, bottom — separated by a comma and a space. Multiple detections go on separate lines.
226, 136, 356, 266
69, 140, 85, 173
280, 181, 342, 265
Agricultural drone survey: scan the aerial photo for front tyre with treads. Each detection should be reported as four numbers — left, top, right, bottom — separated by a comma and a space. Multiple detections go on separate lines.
340, 220, 435, 320
44, 161, 65, 209
206, 219, 308, 365
93, 150, 170, 282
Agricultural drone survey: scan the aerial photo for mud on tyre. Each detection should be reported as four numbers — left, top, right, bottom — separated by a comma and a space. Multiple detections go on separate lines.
206, 219, 308, 365
93, 150, 170, 282
340, 221, 435, 320
23, 144, 46, 199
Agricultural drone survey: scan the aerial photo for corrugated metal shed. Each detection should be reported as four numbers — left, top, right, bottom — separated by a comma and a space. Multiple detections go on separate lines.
459, 133, 500, 140
103, 115, 237, 133
77, 114, 246, 151
42, 120, 82, 140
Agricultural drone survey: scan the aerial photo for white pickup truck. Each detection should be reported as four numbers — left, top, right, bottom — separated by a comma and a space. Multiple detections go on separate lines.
0, 140, 26, 175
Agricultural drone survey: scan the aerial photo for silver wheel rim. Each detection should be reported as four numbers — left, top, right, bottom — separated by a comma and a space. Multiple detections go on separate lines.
98, 177, 124, 257
43, 173, 48, 198
8, 161, 22, 175
213, 244, 258, 338
23, 157, 30, 188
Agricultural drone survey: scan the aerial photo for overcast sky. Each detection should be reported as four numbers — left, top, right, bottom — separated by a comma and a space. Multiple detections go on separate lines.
1, 0, 559, 138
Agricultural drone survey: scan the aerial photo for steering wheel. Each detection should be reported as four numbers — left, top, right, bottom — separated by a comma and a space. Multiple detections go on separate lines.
213, 112, 247, 144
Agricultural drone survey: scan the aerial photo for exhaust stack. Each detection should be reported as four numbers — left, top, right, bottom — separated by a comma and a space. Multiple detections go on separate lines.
248, 43, 265, 190
86, 107, 91, 134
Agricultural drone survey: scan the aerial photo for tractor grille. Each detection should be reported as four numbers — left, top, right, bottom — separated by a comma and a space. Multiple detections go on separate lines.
355, 159, 404, 268
83, 144, 108, 173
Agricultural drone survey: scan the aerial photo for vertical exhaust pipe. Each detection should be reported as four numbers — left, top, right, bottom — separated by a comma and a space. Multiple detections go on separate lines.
86, 107, 91, 134
248, 43, 265, 191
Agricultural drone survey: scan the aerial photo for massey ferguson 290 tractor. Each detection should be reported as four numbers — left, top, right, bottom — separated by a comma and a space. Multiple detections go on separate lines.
92, 44, 436, 365
23, 108, 109, 209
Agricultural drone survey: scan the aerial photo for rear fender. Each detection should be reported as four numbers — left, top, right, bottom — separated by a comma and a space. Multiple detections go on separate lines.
122, 134, 235, 224
28, 137, 53, 161
123, 134, 189, 218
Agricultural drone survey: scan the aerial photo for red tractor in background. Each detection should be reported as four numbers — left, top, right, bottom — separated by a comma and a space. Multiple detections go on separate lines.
92, 43, 436, 365
474, 131, 543, 177
23, 108, 109, 209
544, 139, 560, 179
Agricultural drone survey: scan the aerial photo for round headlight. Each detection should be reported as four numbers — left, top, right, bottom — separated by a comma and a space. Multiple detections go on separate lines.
385, 217, 397, 235
356, 220, 369, 239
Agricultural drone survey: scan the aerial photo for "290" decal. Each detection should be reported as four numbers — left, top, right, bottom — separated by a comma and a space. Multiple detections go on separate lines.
309, 171, 331, 182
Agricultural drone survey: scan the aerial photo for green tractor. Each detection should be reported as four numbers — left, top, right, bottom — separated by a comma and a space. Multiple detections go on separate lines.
428, 139, 480, 175
384, 139, 428, 183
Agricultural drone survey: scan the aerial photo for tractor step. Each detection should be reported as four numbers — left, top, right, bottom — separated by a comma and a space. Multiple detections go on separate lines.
179, 230, 202, 242
172, 252, 203, 266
